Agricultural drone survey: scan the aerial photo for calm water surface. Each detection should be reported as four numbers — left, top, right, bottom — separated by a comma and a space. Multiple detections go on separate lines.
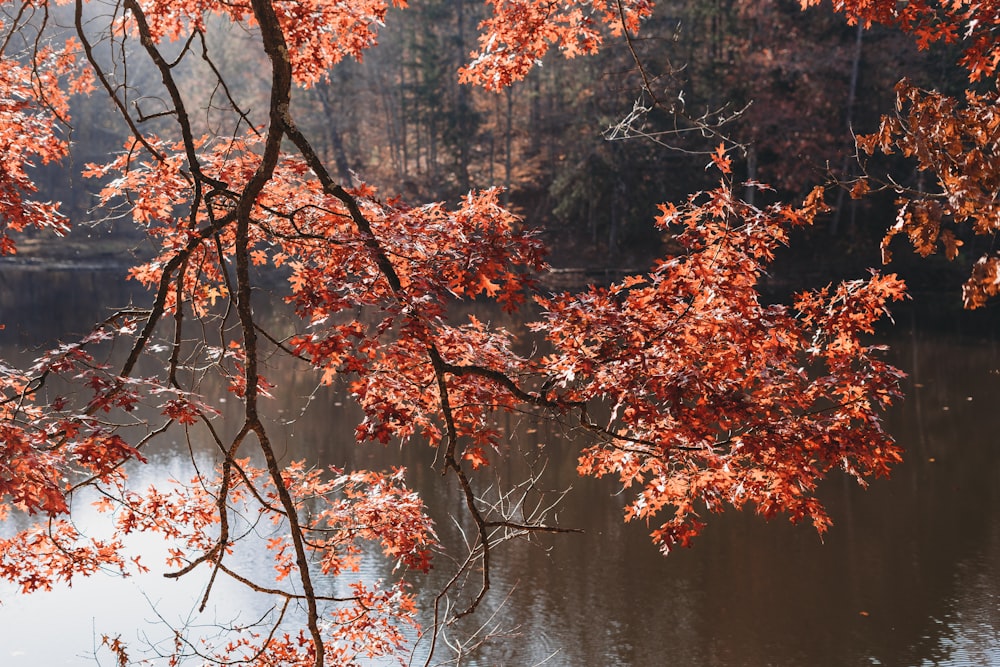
1, 268, 999, 666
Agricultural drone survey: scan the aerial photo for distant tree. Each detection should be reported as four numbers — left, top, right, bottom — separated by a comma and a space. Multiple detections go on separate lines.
7, 0, 991, 664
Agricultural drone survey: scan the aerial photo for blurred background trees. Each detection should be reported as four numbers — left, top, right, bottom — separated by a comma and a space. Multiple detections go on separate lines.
38, 0, 968, 278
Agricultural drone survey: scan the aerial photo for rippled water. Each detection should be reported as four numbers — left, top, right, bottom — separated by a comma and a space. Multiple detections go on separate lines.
2, 268, 999, 666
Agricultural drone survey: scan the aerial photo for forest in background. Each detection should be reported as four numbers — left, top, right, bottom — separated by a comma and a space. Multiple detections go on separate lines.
27, 0, 974, 286
3, 0, 997, 662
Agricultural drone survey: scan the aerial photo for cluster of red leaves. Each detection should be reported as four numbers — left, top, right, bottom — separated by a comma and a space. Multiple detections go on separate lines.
0, 360, 62, 518
460, 0, 654, 89
88, 458, 433, 664
537, 179, 906, 552
97, 459, 435, 575
205, 580, 418, 667
348, 315, 529, 469
0, 519, 129, 594
277, 181, 544, 466
804, 0, 1000, 308
0, 332, 149, 523
0, 421, 69, 518
803, 0, 1000, 82
0, 317, 231, 536
282, 462, 436, 575
0, 35, 82, 254
83, 134, 251, 315
85, 130, 545, 322
281, 183, 545, 322
121, 0, 402, 87
859, 80, 1000, 307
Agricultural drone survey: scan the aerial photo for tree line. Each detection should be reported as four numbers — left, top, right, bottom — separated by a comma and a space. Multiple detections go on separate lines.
35, 0, 966, 272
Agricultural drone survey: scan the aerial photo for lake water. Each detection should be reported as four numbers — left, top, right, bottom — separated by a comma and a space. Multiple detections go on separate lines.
1, 267, 999, 666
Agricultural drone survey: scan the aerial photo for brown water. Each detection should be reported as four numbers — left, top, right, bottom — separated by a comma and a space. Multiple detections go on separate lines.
1, 268, 999, 666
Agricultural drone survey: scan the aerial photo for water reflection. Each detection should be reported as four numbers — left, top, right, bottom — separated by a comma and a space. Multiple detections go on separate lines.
2, 269, 1000, 666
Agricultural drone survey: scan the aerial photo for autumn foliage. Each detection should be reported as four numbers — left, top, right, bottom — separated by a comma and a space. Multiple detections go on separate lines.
0, 0, 988, 664
806, 0, 1000, 307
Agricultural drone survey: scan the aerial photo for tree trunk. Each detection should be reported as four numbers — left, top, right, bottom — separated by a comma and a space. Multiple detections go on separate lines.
831, 22, 864, 236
